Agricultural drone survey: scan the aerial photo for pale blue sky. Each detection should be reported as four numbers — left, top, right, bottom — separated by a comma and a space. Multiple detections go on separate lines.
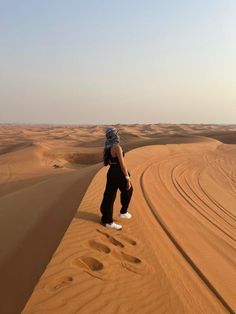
0, 0, 235, 124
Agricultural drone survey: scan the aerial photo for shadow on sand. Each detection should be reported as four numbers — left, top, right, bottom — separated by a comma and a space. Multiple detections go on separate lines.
75, 210, 101, 224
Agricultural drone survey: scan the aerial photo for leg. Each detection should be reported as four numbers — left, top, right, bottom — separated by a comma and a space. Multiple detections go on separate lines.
100, 180, 118, 224
119, 184, 133, 214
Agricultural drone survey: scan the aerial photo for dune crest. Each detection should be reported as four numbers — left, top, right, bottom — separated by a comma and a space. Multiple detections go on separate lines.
23, 140, 236, 313
0, 124, 235, 313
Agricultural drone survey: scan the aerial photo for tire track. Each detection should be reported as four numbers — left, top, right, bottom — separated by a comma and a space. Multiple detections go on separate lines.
197, 174, 236, 221
140, 163, 235, 314
184, 174, 236, 230
170, 163, 236, 242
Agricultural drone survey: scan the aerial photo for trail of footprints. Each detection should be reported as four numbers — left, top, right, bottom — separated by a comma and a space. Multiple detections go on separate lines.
47, 229, 147, 292
71, 229, 143, 278
73, 229, 150, 280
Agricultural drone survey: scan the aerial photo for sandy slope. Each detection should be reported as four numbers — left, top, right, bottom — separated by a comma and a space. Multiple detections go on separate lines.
22, 139, 236, 313
0, 124, 235, 314
0, 141, 102, 314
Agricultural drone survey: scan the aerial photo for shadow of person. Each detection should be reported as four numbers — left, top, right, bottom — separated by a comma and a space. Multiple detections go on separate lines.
75, 210, 101, 224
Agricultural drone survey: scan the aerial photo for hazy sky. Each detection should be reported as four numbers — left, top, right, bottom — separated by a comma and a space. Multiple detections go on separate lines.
0, 0, 235, 124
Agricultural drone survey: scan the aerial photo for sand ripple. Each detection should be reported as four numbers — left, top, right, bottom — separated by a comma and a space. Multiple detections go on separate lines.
22, 139, 235, 313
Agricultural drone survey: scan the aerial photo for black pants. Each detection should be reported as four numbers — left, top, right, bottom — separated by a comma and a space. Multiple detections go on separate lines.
100, 165, 133, 224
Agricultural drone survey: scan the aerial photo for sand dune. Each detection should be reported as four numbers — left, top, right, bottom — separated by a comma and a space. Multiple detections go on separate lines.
0, 124, 235, 314
23, 138, 235, 313
0, 156, 102, 313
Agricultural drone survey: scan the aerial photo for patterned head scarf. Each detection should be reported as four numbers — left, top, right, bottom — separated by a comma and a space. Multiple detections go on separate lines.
105, 127, 120, 149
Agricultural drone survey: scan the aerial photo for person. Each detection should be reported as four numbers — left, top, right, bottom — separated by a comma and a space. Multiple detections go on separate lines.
100, 127, 133, 230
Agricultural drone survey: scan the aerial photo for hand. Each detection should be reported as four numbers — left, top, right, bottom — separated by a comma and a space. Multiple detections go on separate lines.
127, 180, 132, 190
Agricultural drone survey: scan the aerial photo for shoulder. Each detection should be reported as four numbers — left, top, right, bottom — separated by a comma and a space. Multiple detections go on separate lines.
113, 144, 122, 152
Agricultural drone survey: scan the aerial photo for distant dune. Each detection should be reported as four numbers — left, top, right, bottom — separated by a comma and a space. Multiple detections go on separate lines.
0, 124, 235, 314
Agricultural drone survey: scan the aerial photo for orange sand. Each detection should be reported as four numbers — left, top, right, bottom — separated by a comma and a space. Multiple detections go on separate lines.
0, 124, 235, 314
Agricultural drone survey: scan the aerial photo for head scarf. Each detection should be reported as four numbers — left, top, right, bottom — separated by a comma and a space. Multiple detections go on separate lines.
104, 127, 120, 149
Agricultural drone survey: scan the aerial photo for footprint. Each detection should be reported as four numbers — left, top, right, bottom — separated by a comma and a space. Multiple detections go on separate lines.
72, 256, 103, 271
120, 252, 141, 264
46, 276, 74, 292
88, 240, 111, 254
96, 229, 124, 248
117, 235, 137, 246
110, 250, 145, 275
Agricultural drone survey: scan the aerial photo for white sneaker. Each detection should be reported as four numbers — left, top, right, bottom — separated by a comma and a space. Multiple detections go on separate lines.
105, 222, 122, 230
119, 212, 132, 219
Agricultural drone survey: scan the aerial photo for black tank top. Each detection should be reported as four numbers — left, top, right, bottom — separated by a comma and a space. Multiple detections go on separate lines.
108, 147, 125, 164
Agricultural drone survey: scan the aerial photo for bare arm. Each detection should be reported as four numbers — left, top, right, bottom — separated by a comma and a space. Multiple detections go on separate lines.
114, 145, 132, 190
113, 145, 129, 177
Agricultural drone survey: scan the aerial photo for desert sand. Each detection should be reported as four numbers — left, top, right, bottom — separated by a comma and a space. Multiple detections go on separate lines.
0, 124, 235, 314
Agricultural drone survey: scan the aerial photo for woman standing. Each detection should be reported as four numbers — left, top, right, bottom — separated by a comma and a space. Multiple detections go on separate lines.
100, 127, 133, 230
